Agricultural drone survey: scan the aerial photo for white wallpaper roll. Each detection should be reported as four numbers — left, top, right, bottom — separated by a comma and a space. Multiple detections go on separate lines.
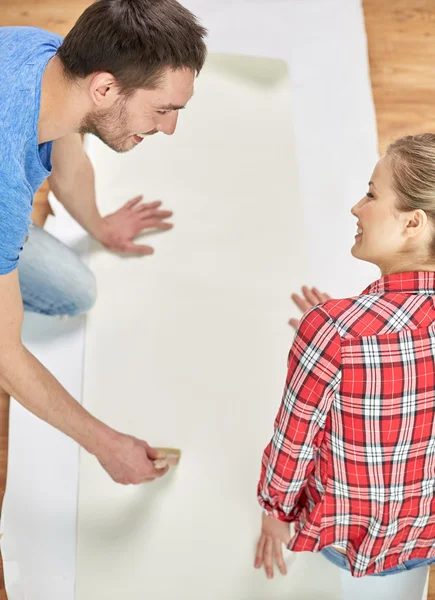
74, 54, 339, 600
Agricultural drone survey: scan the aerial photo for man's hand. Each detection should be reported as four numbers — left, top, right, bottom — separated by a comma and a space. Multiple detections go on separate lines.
49, 137, 173, 252
96, 430, 170, 484
289, 286, 331, 330
254, 513, 291, 579
96, 196, 173, 255
0, 271, 170, 488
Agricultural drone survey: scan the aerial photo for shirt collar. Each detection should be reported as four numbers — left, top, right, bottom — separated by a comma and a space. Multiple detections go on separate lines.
363, 271, 435, 295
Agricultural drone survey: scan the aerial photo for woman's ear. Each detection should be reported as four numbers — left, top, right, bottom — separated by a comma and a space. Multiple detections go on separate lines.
404, 209, 427, 239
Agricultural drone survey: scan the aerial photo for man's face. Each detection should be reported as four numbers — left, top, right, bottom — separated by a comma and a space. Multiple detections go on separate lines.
80, 67, 195, 153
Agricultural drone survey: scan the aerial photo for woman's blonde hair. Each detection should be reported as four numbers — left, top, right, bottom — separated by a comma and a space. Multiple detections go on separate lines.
385, 133, 435, 271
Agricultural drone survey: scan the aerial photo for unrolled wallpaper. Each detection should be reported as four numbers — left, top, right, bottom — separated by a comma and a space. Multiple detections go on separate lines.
75, 54, 342, 599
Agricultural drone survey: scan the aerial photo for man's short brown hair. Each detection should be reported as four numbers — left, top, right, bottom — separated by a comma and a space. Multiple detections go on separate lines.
57, 0, 207, 93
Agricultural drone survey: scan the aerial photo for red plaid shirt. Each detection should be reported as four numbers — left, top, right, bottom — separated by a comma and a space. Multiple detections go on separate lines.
258, 271, 435, 577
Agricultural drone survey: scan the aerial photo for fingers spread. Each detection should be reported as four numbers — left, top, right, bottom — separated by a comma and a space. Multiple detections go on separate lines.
292, 286, 328, 313
302, 285, 320, 306
134, 200, 162, 211
291, 293, 311, 313
313, 287, 331, 302
288, 318, 300, 330
273, 539, 287, 576
139, 219, 173, 231
254, 534, 266, 569
138, 208, 173, 219
125, 195, 144, 209
264, 536, 274, 579
123, 243, 154, 256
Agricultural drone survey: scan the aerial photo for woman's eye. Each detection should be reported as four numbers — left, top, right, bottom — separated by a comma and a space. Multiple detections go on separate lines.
366, 192, 374, 199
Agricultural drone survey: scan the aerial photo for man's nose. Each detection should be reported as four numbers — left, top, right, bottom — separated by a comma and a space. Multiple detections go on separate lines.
156, 111, 179, 136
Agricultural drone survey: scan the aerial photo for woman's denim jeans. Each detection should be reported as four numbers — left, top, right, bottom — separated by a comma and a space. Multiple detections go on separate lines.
18, 225, 97, 316
322, 546, 435, 577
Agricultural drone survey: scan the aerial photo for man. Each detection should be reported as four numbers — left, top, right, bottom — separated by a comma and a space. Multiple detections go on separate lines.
0, 0, 207, 585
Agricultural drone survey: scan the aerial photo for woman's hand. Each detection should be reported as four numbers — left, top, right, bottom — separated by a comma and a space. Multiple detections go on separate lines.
289, 286, 331, 330
254, 513, 291, 579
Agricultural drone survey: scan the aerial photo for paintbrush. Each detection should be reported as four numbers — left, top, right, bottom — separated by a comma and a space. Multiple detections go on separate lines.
153, 447, 181, 469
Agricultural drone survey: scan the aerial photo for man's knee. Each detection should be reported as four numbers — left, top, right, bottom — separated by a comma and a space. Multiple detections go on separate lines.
64, 265, 97, 316
19, 226, 98, 317
20, 257, 98, 317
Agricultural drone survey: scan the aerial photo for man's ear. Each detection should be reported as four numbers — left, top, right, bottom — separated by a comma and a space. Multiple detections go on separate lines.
88, 72, 120, 107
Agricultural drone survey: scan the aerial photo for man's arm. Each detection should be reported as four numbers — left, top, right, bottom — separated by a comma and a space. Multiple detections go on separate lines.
48, 133, 103, 239
49, 133, 174, 254
0, 269, 169, 483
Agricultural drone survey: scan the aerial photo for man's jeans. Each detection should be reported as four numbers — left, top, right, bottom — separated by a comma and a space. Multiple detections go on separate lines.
18, 225, 97, 316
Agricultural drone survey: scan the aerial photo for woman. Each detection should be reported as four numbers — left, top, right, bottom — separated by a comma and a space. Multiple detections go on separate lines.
255, 133, 435, 599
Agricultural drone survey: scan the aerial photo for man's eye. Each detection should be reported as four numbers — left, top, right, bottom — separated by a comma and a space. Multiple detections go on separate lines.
158, 110, 170, 115
366, 192, 374, 199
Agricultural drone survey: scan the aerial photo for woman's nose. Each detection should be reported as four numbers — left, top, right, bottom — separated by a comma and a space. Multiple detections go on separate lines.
351, 197, 364, 217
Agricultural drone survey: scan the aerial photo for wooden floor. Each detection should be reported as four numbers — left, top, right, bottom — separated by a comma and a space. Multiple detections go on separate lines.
363, 0, 435, 152
2, 0, 435, 597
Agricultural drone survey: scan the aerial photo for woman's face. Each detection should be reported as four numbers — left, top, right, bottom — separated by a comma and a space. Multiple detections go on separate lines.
350, 156, 429, 272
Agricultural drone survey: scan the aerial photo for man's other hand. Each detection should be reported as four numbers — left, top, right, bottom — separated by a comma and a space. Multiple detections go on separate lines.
97, 196, 173, 255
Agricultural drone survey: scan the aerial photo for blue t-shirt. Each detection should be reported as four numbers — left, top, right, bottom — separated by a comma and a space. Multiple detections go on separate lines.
0, 26, 63, 274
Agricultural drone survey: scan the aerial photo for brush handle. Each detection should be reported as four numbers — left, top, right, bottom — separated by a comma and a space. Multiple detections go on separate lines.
154, 447, 181, 466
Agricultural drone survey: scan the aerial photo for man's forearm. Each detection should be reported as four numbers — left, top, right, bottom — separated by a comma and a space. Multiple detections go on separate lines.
0, 342, 112, 455
49, 153, 105, 242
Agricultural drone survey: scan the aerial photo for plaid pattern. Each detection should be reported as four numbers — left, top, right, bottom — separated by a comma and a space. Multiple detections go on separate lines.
258, 271, 435, 577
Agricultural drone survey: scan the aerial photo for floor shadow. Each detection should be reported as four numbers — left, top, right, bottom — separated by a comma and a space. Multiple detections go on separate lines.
21, 312, 84, 345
